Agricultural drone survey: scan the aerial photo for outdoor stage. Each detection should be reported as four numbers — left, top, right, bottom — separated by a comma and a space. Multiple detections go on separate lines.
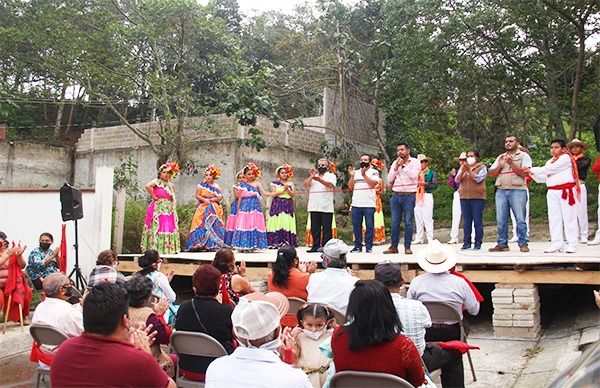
118, 241, 600, 285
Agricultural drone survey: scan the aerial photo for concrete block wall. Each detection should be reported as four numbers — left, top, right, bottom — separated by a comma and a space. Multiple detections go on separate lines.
492, 283, 541, 339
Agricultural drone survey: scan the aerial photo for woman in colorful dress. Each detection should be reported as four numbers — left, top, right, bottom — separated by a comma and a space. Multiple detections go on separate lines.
230, 162, 272, 251
267, 164, 297, 248
141, 162, 180, 254
224, 170, 244, 247
362, 158, 386, 245
186, 165, 225, 251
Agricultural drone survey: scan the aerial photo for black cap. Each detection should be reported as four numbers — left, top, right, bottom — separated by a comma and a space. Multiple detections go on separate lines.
374, 260, 403, 287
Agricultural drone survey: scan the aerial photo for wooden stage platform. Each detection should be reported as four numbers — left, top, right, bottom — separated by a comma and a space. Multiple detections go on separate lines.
118, 241, 600, 285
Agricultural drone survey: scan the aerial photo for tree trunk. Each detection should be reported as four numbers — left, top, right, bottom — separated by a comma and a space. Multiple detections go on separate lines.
568, 29, 586, 140
54, 85, 68, 138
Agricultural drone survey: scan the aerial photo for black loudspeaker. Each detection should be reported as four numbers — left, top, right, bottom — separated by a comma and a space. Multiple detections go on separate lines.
60, 183, 84, 221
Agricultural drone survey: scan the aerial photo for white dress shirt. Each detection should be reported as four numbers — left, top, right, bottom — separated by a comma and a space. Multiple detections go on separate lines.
205, 347, 312, 388
407, 272, 480, 324
530, 154, 575, 186
307, 172, 337, 213
306, 268, 359, 314
351, 168, 379, 208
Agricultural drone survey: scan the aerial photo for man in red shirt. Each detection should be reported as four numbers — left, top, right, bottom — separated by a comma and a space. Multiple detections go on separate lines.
50, 283, 175, 388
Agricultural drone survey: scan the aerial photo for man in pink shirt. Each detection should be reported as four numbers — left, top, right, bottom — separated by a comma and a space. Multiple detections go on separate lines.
384, 143, 421, 255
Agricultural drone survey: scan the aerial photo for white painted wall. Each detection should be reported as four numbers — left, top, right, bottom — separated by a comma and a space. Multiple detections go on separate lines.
0, 167, 114, 279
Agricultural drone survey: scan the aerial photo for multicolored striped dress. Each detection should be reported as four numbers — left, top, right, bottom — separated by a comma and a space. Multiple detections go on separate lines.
230, 182, 268, 250
186, 182, 225, 251
141, 179, 180, 254
266, 181, 297, 248
224, 184, 239, 247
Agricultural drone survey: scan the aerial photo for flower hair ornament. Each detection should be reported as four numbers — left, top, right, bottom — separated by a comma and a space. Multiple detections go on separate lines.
159, 161, 180, 177
205, 164, 221, 179
329, 161, 337, 174
276, 163, 294, 178
245, 162, 262, 179
371, 159, 384, 171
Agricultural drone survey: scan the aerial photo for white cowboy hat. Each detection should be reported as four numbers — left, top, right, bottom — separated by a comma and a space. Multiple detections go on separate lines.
454, 152, 467, 161
417, 154, 432, 162
417, 240, 457, 274
566, 138, 588, 151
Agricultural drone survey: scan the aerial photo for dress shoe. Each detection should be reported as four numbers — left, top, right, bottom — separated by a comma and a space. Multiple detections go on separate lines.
473, 243, 482, 251
447, 238, 459, 244
306, 248, 319, 253
350, 247, 362, 253
404, 248, 413, 255
365, 247, 372, 253
460, 244, 471, 251
519, 244, 529, 253
383, 246, 399, 254
488, 245, 509, 252
412, 240, 425, 245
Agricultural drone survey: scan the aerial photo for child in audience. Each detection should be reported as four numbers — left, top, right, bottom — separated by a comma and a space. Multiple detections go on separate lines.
292, 303, 335, 388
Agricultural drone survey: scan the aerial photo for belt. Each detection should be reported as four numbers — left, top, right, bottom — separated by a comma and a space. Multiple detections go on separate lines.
430, 322, 459, 328
392, 191, 416, 196
302, 365, 330, 375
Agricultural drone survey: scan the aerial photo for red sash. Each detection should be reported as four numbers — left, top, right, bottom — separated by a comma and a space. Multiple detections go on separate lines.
547, 182, 577, 206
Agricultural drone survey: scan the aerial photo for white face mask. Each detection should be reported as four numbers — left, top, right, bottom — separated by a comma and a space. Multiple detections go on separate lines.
240, 335, 282, 355
303, 328, 326, 341
466, 156, 476, 166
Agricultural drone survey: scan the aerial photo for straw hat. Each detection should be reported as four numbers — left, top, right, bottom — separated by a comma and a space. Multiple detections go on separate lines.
417, 154, 432, 162
454, 152, 467, 161
566, 138, 588, 151
416, 240, 457, 274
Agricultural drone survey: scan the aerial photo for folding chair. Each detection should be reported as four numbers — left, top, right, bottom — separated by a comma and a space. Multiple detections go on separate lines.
287, 297, 307, 316
29, 324, 69, 388
331, 370, 414, 388
422, 301, 477, 382
170, 330, 228, 388
326, 305, 347, 325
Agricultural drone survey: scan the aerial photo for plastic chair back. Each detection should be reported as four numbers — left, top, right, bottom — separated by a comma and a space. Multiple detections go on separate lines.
331, 370, 414, 388
287, 297, 307, 316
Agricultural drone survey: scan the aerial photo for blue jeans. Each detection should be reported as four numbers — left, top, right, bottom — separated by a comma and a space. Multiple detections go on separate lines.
461, 199, 486, 245
352, 207, 375, 249
495, 189, 528, 246
390, 193, 416, 248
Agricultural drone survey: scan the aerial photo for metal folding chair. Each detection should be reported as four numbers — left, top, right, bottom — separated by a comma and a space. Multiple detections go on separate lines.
29, 324, 70, 388
287, 297, 307, 316
331, 370, 414, 388
422, 301, 477, 381
170, 330, 228, 388
326, 305, 347, 326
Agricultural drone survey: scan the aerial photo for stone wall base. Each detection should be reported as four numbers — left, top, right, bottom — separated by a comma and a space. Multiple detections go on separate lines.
492, 283, 541, 339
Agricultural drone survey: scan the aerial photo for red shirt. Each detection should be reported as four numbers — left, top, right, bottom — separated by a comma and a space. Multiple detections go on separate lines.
331, 326, 425, 387
50, 333, 170, 387
268, 268, 310, 327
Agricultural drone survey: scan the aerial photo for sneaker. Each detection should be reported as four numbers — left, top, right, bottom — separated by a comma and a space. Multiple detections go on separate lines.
519, 244, 529, 253
383, 246, 399, 254
460, 244, 471, 251
544, 246, 562, 253
488, 245, 509, 252
412, 240, 425, 245
473, 243, 482, 250
448, 238, 459, 244
565, 246, 577, 253
350, 247, 362, 253
589, 239, 600, 246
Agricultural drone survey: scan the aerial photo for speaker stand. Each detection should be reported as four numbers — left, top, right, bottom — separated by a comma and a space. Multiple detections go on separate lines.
68, 219, 87, 291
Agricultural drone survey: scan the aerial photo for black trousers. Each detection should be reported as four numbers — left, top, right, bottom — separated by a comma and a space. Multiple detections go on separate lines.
422, 343, 465, 388
310, 212, 333, 249
425, 320, 470, 342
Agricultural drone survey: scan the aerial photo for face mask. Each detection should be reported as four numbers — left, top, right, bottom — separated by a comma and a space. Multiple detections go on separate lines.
317, 166, 327, 174
40, 242, 51, 251
466, 157, 476, 166
64, 286, 73, 297
259, 336, 281, 353
359, 162, 370, 169
303, 328, 326, 341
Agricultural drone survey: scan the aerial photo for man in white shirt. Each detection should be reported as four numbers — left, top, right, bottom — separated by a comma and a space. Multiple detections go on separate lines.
408, 240, 479, 342
306, 239, 359, 314
530, 139, 579, 253
348, 154, 379, 253
31, 273, 83, 367
375, 261, 465, 387
303, 158, 337, 253
206, 297, 311, 388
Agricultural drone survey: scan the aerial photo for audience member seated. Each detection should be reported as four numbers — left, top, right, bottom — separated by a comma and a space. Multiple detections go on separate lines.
175, 264, 235, 382
125, 276, 175, 378
0, 232, 29, 322
50, 283, 175, 387
268, 245, 316, 327
27, 232, 60, 290
211, 248, 254, 305
375, 261, 465, 387
307, 239, 358, 314
330, 280, 425, 387
95, 249, 120, 269
137, 250, 178, 323
30, 273, 83, 368
205, 295, 311, 388
407, 240, 480, 342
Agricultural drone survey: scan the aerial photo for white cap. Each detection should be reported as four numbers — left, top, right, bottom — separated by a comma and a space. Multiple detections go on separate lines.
322, 239, 349, 259
231, 298, 280, 340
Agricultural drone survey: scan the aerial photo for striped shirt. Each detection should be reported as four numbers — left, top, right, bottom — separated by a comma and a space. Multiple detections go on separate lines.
390, 293, 431, 356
